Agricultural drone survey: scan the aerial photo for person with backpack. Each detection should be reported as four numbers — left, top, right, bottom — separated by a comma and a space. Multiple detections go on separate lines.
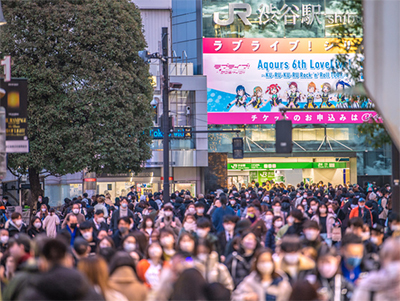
155, 203, 182, 238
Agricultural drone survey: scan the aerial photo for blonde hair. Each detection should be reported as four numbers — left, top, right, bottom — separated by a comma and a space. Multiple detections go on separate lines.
77, 256, 109, 297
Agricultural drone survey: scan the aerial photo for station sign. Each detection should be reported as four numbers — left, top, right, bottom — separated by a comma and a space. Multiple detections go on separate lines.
228, 162, 347, 170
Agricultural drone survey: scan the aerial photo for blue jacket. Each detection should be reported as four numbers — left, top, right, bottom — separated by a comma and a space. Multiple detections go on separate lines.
265, 227, 276, 252
212, 206, 235, 232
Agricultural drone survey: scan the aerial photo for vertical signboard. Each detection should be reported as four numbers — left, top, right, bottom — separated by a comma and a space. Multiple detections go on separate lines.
0, 78, 29, 153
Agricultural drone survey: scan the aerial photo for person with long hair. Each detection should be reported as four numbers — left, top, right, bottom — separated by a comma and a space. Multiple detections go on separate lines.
77, 256, 128, 301
232, 248, 291, 301
36, 204, 49, 221
169, 268, 208, 301
108, 251, 148, 301
27, 217, 45, 238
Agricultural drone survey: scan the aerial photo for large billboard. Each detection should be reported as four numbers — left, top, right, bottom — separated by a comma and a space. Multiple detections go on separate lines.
203, 1, 376, 125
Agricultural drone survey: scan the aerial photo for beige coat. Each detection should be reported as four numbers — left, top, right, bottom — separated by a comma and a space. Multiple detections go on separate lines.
108, 266, 148, 301
42, 214, 60, 238
311, 213, 335, 239
232, 271, 292, 301
194, 251, 234, 291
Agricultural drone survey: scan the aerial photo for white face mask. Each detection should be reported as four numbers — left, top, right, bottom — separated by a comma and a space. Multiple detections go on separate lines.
257, 262, 274, 275
196, 208, 204, 214
196, 228, 208, 238
0, 236, 9, 244
99, 243, 110, 249
82, 232, 92, 241
274, 221, 283, 228
180, 241, 195, 253
287, 216, 295, 224
319, 208, 327, 214
160, 236, 174, 247
148, 247, 163, 258
284, 253, 299, 265
311, 205, 318, 212
318, 263, 338, 279
41, 208, 46, 212
304, 230, 319, 241
124, 243, 136, 252
72, 209, 79, 214
188, 208, 196, 214
265, 215, 273, 221
146, 221, 153, 228
34, 222, 42, 229
15, 219, 22, 226
370, 236, 379, 245
197, 253, 208, 262
96, 217, 105, 224
164, 211, 173, 217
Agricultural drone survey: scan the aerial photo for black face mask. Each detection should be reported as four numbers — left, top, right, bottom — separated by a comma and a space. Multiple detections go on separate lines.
70, 223, 77, 229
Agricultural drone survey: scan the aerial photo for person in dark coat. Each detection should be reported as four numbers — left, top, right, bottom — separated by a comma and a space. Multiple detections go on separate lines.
110, 198, 135, 233
285, 209, 306, 237
147, 193, 158, 211
27, 217, 45, 239
212, 195, 235, 233
7, 212, 27, 237
89, 210, 108, 239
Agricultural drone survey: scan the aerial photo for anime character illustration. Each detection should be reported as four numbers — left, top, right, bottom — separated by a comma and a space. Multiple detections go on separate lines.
349, 95, 360, 108
303, 82, 318, 109
359, 97, 375, 109
246, 86, 266, 112
286, 82, 300, 108
265, 84, 283, 112
226, 85, 249, 112
319, 82, 335, 108
333, 80, 351, 108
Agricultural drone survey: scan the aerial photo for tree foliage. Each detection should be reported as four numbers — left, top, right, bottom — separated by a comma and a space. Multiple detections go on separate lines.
0, 0, 154, 176
329, 0, 390, 149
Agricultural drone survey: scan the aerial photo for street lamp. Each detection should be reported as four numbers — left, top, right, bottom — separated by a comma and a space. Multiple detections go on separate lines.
0, 0, 7, 26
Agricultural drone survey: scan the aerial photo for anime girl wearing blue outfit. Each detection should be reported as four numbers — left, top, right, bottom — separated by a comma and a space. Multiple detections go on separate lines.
333, 80, 351, 108
303, 82, 318, 109
227, 85, 249, 112
286, 82, 300, 108
246, 86, 266, 112
320, 83, 335, 108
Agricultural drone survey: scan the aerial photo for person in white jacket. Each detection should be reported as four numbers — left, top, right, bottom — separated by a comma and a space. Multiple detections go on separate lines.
43, 208, 60, 238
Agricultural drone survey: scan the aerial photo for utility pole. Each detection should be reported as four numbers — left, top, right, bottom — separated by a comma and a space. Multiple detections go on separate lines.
161, 27, 170, 203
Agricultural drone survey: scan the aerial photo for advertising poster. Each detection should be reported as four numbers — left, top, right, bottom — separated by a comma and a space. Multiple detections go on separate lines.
204, 38, 377, 125
0, 78, 29, 153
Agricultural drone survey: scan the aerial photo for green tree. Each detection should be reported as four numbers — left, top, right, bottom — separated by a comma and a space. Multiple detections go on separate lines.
329, 0, 390, 148
0, 0, 153, 207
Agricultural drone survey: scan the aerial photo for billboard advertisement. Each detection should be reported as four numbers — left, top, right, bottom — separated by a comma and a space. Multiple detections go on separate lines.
204, 38, 377, 125
0, 78, 29, 153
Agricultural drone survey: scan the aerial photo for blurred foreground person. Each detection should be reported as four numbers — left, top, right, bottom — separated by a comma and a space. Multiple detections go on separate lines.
352, 237, 400, 301
78, 256, 127, 301
232, 248, 291, 301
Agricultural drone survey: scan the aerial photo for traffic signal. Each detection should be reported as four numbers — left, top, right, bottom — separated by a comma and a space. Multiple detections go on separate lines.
232, 137, 244, 159
275, 120, 292, 153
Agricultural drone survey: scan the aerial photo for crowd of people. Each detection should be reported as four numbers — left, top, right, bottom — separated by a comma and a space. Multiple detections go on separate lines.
0, 181, 399, 301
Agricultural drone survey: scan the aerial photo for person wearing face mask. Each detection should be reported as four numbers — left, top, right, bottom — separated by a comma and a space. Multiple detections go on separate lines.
301, 220, 324, 257
7, 212, 27, 237
275, 235, 315, 284
185, 203, 197, 216
137, 242, 169, 289
194, 202, 211, 221
265, 216, 283, 253
194, 239, 234, 291
314, 245, 353, 301
110, 198, 135, 233
180, 214, 197, 234
79, 221, 97, 255
140, 216, 159, 244
159, 229, 176, 261
340, 233, 365, 285
36, 204, 49, 221
195, 218, 220, 254
217, 215, 238, 260
155, 203, 182, 238
212, 195, 235, 233
225, 232, 260, 287
42, 208, 60, 238
285, 209, 307, 237
60, 214, 81, 246
232, 248, 292, 301
27, 217, 45, 238
61, 203, 85, 229
349, 198, 373, 227
88, 210, 108, 239
246, 204, 267, 243
307, 199, 320, 218
94, 196, 109, 218
177, 232, 196, 255
311, 203, 335, 246
112, 217, 133, 248
352, 237, 400, 301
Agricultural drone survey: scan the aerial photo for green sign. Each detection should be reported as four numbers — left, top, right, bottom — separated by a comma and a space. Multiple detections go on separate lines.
228, 162, 346, 170
258, 170, 275, 183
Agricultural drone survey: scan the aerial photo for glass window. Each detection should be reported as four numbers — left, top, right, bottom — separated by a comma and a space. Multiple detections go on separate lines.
169, 91, 195, 127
